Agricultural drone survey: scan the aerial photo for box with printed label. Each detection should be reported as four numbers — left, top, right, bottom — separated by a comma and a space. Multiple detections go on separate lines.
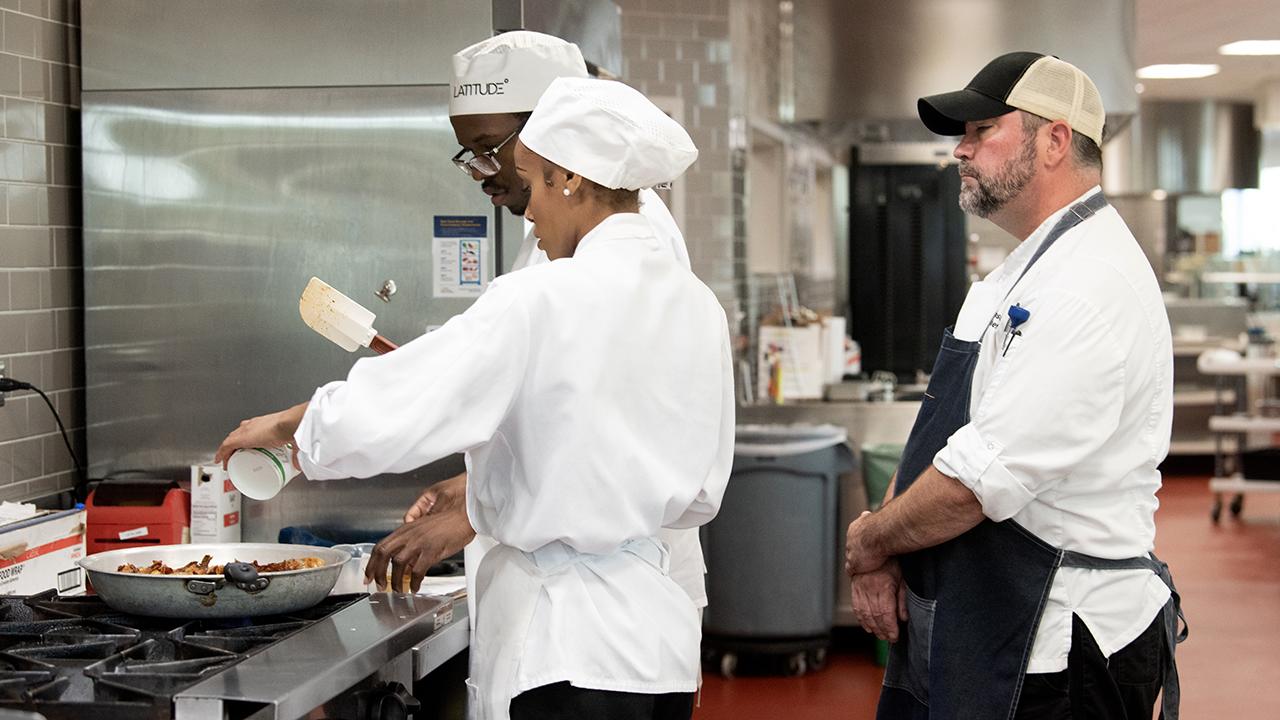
0, 508, 87, 596
190, 465, 241, 544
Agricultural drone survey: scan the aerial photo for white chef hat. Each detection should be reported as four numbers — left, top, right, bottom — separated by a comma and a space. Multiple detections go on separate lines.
449, 31, 589, 117
519, 77, 699, 191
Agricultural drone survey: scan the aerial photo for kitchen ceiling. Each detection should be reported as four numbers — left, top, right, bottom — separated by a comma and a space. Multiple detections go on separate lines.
1136, 0, 1280, 101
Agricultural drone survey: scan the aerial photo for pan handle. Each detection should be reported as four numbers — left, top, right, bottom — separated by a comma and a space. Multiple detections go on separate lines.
186, 579, 220, 596
224, 562, 271, 594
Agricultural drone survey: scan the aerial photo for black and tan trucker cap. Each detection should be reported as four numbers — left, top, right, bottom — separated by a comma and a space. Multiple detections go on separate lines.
917, 51, 1105, 146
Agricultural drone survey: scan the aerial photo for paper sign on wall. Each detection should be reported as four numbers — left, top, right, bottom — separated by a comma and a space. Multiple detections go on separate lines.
433, 215, 491, 298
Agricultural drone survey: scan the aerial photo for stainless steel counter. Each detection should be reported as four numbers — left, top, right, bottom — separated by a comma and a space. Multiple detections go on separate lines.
736, 400, 921, 627
175, 592, 465, 719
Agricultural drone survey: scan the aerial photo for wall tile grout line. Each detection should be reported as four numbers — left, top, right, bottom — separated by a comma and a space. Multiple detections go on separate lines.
0, 0, 81, 502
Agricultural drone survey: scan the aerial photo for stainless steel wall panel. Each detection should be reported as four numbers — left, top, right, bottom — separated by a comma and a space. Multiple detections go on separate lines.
788, 0, 1136, 126
82, 0, 493, 91
83, 87, 490, 509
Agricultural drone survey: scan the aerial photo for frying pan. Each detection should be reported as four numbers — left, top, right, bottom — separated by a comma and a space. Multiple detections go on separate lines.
77, 543, 351, 618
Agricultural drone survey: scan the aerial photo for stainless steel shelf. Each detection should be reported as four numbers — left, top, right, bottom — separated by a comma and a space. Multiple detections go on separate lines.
1210, 476, 1280, 493
1173, 340, 1245, 358
1200, 271, 1280, 284
1196, 357, 1280, 376
1209, 415, 1280, 433
1168, 439, 1224, 455
1173, 389, 1235, 406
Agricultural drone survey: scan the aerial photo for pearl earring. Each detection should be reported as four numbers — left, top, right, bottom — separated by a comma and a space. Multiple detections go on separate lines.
563, 188, 571, 197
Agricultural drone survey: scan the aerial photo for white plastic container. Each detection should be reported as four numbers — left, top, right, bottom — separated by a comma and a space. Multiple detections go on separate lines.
226, 446, 300, 500
330, 543, 378, 594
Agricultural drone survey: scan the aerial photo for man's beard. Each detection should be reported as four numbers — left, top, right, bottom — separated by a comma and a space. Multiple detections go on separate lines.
958, 134, 1037, 217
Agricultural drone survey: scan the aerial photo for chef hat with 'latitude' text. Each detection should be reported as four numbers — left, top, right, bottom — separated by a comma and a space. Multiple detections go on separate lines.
449, 31, 588, 117
519, 77, 699, 191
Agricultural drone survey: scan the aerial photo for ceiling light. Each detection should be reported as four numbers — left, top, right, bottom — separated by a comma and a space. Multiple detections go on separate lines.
1136, 64, 1220, 79
1219, 40, 1280, 55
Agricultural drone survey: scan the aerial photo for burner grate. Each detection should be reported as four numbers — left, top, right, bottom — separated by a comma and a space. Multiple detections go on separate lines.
0, 592, 366, 718
86, 638, 238, 698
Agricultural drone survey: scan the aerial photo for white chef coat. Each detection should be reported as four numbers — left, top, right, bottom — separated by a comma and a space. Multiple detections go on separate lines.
510, 188, 707, 608
296, 212, 734, 695
933, 186, 1173, 674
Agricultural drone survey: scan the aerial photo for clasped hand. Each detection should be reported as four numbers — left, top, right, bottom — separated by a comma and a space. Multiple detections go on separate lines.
846, 511, 909, 642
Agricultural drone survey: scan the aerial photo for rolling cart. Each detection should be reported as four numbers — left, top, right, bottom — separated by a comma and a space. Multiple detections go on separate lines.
1198, 350, 1280, 522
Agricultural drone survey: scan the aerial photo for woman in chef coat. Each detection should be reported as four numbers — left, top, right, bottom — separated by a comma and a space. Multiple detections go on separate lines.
215, 76, 734, 720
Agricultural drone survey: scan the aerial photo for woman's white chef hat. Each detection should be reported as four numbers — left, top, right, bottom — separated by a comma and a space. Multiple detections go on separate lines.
449, 31, 588, 117
519, 77, 699, 191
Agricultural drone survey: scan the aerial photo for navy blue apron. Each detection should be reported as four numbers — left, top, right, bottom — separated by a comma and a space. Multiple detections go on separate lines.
876, 192, 1187, 720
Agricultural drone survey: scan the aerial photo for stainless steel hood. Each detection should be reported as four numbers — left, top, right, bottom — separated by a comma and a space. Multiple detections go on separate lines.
787, 0, 1137, 135
1102, 100, 1260, 194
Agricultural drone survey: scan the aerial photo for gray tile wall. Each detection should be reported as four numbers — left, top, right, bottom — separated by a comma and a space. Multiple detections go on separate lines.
0, 0, 81, 502
617, 0, 740, 314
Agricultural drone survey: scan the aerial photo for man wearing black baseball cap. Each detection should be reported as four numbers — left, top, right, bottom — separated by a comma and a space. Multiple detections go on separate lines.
844, 52, 1185, 720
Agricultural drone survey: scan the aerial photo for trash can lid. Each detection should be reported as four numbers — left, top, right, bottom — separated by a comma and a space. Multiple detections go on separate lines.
734, 423, 848, 457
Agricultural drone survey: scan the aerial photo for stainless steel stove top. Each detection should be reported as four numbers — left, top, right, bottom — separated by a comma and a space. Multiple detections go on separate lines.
0, 589, 464, 720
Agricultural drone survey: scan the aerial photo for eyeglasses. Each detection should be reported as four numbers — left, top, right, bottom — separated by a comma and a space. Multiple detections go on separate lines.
451, 126, 521, 178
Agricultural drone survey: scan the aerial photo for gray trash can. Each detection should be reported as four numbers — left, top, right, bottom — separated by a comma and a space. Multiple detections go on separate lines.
702, 424, 854, 677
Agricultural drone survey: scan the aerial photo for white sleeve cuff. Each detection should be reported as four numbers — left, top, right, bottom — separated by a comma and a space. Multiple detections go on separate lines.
933, 423, 1036, 522
293, 381, 348, 481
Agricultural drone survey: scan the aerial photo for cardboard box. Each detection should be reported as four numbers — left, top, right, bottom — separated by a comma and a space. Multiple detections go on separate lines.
0, 508, 87, 596
190, 465, 241, 544
758, 322, 834, 401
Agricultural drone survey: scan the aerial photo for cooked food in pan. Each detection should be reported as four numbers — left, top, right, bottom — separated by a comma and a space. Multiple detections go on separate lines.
117, 554, 327, 575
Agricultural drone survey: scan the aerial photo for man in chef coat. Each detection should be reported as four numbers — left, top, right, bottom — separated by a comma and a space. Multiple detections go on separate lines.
216, 75, 731, 720
367, 31, 709, 626
842, 53, 1185, 719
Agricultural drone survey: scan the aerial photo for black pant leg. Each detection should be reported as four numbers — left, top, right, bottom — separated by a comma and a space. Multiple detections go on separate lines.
1066, 614, 1129, 720
1104, 614, 1165, 720
510, 682, 695, 720
1013, 670, 1071, 720
651, 690, 696, 720
1014, 613, 1164, 720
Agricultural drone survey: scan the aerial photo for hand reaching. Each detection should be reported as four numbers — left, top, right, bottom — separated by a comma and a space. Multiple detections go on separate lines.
365, 474, 476, 592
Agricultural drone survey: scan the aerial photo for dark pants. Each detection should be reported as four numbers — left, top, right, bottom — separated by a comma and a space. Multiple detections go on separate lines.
1014, 613, 1165, 720
509, 682, 695, 720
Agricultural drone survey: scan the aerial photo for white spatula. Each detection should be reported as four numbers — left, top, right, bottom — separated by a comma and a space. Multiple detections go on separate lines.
299, 277, 399, 354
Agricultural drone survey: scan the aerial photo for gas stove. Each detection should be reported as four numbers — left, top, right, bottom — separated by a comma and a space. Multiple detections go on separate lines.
0, 589, 467, 720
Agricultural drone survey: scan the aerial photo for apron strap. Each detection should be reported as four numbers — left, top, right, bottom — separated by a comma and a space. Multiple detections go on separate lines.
523, 537, 669, 575
1059, 550, 1187, 720
1005, 191, 1109, 301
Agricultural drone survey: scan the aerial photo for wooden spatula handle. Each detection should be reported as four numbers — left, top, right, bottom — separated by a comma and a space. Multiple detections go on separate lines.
370, 335, 399, 355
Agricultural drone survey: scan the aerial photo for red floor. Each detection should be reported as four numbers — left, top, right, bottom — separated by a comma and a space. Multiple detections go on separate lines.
694, 476, 1280, 719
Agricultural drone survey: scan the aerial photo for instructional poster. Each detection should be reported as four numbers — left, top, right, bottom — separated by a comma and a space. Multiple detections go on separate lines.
432, 215, 491, 298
